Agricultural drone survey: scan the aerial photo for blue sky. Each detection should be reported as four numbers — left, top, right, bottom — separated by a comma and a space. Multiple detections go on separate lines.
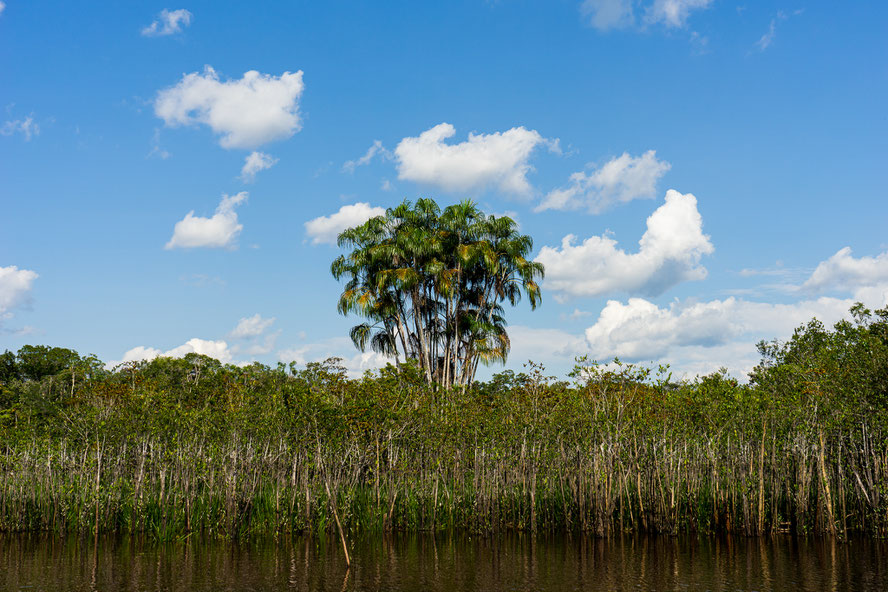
2, 1, 887, 379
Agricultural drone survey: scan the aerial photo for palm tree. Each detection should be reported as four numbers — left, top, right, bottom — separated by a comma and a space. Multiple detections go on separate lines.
331, 198, 544, 388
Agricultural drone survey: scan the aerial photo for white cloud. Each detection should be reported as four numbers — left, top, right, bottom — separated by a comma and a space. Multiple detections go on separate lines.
581, 0, 634, 30
343, 350, 392, 376
853, 284, 888, 309
536, 190, 713, 298
343, 140, 391, 173
537, 150, 670, 213
154, 66, 304, 149
107, 346, 163, 367
165, 192, 247, 250
486, 283, 887, 381
644, 0, 712, 28
141, 8, 193, 37
148, 128, 171, 159
0, 2, 5, 16
278, 337, 392, 378
107, 338, 233, 369
240, 151, 278, 182
754, 11, 797, 52
755, 18, 778, 51
4, 325, 38, 337
586, 297, 738, 360
1, 115, 39, 141
165, 338, 232, 362
803, 247, 888, 293
568, 308, 594, 320
394, 123, 556, 196
507, 325, 590, 369
277, 346, 310, 366
581, 0, 710, 31
0, 266, 38, 313
304, 202, 386, 246
662, 341, 764, 382
179, 273, 225, 287
240, 332, 280, 356
572, 246, 888, 379
738, 264, 797, 278
0, 266, 38, 327
230, 313, 276, 339
581, 294, 880, 378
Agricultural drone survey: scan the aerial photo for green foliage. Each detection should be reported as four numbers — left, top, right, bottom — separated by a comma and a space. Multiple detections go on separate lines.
15, 344, 82, 381
751, 304, 888, 413
331, 198, 544, 388
0, 350, 18, 383
1, 305, 886, 539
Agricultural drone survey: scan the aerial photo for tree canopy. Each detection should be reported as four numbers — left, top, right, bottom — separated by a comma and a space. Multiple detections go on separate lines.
751, 303, 888, 411
331, 198, 544, 388
2, 305, 887, 538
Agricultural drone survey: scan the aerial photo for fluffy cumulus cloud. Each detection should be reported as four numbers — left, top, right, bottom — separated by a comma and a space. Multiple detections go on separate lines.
537, 150, 670, 213
240, 151, 278, 182
536, 190, 713, 298
109, 315, 286, 368
394, 123, 556, 196
578, 247, 888, 378
108, 346, 163, 367
107, 338, 233, 369
141, 8, 193, 37
154, 67, 304, 149
505, 246, 888, 381
230, 313, 276, 339
304, 202, 386, 245
481, 285, 888, 381
581, 0, 710, 30
582, 294, 875, 375
1, 115, 39, 141
0, 266, 38, 327
165, 338, 231, 361
802, 247, 888, 293
165, 192, 247, 250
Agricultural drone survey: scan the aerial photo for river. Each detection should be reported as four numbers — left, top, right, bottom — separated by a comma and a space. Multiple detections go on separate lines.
2, 533, 885, 591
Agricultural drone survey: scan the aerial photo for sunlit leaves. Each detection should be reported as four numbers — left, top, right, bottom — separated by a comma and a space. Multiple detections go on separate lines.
331, 198, 545, 388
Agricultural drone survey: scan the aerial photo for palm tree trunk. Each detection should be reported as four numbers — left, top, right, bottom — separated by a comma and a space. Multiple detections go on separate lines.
413, 287, 433, 383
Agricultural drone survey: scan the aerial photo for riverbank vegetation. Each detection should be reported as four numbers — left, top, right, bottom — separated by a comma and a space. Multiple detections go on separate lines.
1, 305, 886, 539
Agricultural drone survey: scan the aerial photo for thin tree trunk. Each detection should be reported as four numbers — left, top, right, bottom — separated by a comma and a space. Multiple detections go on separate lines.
758, 418, 767, 534
413, 288, 433, 383
818, 429, 837, 535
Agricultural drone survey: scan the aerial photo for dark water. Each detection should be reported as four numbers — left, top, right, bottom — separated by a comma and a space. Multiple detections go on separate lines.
2, 533, 886, 591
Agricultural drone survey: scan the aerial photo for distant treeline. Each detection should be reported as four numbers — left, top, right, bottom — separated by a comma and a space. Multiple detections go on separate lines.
1, 305, 886, 539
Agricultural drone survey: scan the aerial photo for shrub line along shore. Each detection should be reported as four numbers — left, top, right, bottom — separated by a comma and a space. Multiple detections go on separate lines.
1, 306, 886, 539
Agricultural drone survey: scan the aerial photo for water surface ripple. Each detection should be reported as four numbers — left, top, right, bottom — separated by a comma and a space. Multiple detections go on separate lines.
2, 534, 885, 591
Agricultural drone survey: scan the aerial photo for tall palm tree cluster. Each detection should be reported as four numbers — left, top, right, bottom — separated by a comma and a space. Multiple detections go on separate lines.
331, 199, 544, 388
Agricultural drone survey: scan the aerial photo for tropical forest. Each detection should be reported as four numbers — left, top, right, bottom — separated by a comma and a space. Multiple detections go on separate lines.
2, 201, 887, 546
